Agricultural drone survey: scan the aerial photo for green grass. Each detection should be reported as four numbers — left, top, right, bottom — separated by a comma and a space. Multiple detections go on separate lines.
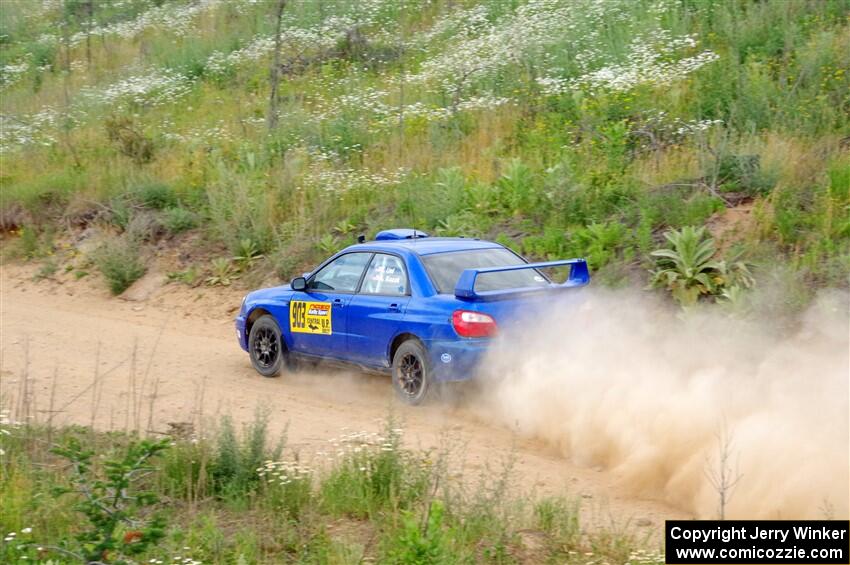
0, 416, 664, 565
0, 0, 847, 301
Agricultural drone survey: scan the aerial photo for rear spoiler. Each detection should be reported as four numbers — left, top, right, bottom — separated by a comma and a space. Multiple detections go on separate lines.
454, 259, 590, 302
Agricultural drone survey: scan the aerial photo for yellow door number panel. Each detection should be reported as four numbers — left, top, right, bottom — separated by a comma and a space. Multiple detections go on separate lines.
290, 301, 332, 335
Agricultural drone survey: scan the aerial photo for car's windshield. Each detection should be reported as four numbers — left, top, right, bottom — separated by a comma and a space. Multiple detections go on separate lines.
422, 248, 550, 294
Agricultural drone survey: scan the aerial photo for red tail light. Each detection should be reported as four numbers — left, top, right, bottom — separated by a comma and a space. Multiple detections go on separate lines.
452, 310, 498, 338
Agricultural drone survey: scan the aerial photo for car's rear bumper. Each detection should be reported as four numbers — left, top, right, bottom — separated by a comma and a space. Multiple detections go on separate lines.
235, 315, 248, 351
425, 338, 490, 382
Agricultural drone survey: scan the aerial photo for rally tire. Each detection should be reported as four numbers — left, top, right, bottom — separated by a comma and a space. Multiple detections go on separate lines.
392, 340, 432, 406
248, 315, 286, 377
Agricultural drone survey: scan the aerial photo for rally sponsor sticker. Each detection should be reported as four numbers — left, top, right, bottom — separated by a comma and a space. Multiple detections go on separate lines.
290, 301, 332, 335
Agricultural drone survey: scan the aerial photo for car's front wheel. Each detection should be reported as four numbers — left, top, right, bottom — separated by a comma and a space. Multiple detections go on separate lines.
392, 339, 431, 405
248, 315, 286, 377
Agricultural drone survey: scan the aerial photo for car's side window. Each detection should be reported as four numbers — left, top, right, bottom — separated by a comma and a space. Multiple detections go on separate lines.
307, 253, 371, 292
360, 254, 407, 296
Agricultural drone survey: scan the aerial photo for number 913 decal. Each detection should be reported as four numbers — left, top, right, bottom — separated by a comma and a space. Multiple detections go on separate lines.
290, 301, 332, 335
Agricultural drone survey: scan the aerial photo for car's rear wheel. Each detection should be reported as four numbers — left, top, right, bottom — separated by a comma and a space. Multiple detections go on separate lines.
249, 315, 286, 377
392, 340, 431, 405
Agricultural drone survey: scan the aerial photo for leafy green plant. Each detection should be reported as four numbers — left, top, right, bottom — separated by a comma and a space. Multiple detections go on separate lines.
435, 211, 478, 236
167, 266, 201, 286
205, 257, 236, 287
385, 500, 454, 564
50, 437, 170, 564
719, 284, 751, 315
522, 227, 568, 260
498, 158, 536, 214
650, 226, 725, 306
573, 222, 628, 270
333, 219, 356, 235
232, 238, 263, 270
317, 234, 341, 256
94, 239, 146, 295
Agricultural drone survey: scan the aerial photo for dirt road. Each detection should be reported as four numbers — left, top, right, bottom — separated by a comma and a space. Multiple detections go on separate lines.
0, 263, 688, 528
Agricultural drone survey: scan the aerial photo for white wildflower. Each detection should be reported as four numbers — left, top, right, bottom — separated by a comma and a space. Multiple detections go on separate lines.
0, 61, 29, 89
82, 69, 193, 107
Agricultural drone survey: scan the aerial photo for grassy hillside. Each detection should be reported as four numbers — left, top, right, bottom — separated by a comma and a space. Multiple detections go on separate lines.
1, 0, 848, 304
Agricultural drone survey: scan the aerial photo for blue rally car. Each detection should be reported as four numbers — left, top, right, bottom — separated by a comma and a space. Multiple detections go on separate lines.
235, 229, 589, 404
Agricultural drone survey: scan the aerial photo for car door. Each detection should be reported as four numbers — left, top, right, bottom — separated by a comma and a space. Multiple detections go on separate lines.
289, 252, 372, 359
347, 253, 411, 367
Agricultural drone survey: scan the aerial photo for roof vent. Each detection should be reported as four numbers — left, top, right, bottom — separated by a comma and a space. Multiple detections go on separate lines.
374, 229, 429, 241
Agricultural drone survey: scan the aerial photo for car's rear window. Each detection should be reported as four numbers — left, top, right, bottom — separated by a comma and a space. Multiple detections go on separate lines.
422, 248, 550, 294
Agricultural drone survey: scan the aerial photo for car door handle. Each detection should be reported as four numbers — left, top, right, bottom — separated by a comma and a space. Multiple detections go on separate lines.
388, 303, 402, 313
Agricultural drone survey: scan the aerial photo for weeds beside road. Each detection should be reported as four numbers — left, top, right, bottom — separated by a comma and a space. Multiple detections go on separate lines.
0, 412, 663, 564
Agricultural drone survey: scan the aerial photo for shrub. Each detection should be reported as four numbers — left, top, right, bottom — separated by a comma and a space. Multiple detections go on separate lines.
108, 200, 133, 231
210, 410, 284, 499
125, 211, 165, 243
160, 436, 213, 502
133, 182, 177, 210
105, 115, 155, 165
162, 206, 197, 234
17, 226, 40, 258
717, 154, 776, 196
27, 40, 56, 70
94, 239, 147, 294
51, 436, 170, 563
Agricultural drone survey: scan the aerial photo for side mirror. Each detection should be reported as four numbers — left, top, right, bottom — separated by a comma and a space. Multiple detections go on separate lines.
291, 277, 307, 291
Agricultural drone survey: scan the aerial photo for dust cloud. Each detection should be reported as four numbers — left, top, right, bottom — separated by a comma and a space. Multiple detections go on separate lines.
474, 288, 849, 518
